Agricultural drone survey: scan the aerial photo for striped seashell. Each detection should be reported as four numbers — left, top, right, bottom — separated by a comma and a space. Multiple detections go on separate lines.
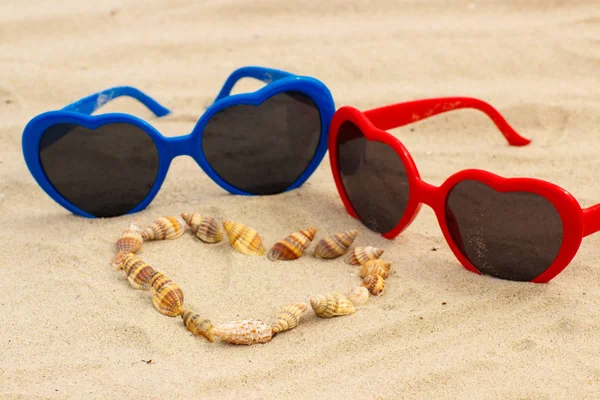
362, 274, 385, 296
359, 259, 392, 280
309, 292, 356, 318
222, 220, 265, 256
267, 228, 316, 261
313, 230, 358, 259
152, 282, 184, 317
141, 216, 185, 241
345, 246, 384, 266
120, 252, 144, 275
347, 287, 369, 306
180, 308, 214, 342
181, 213, 222, 244
272, 302, 308, 334
212, 319, 273, 345
126, 258, 155, 290
112, 222, 143, 267
148, 271, 173, 293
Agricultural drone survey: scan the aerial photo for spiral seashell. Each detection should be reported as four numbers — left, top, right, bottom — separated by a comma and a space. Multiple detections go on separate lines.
180, 308, 214, 342
222, 220, 265, 256
313, 230, 358, 259
212, 319, 273, 345
309, 292, 356, 318
112, 222, 143, 267
359, 259, 392, 280
267, 228, 316, 261
272, 302, 308, 334
345, 246, 384, 266
141, 216, 185, 241
347, 287, 370, 306
152, 282, 184, 317
126, 258, 155, 290
148, 271, 173, 293
181, 213, 222, 244
120, 252, 144, 275
362, 274, 385, 296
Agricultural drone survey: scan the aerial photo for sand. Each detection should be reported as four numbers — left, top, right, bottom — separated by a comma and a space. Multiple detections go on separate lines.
1, 0, 599, 398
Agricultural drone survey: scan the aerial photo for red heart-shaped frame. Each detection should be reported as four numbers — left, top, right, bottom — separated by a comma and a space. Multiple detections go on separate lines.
328, 105, 585, 283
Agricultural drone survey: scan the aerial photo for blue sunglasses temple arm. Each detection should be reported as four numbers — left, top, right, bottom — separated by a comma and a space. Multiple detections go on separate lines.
214, 66, 297, 102
61, 86, 171, 117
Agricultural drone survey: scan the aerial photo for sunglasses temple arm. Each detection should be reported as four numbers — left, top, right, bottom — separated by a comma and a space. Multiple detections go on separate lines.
582, 204, 600, 237
363, 97, 531, 146
213, 66, 296, 102
61, 86, 171, 117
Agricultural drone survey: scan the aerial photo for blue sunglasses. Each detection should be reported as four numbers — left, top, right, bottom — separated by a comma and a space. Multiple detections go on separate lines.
22, 66, 335, 218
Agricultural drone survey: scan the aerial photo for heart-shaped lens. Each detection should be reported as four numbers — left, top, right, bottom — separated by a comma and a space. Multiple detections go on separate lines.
445, 180, 563, 281
202, 91, 321, 195
336, 121, 410, 234
39, 122, 159, 217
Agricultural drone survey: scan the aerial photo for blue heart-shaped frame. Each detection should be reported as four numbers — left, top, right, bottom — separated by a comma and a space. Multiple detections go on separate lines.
22, 66, 335, 218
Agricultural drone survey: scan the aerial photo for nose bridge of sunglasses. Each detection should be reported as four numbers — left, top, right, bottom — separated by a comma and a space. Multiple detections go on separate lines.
166, 133, 196, 159
412, 179, 446, 210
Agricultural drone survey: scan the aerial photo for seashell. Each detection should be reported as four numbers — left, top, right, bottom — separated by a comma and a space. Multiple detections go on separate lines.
120, 252, 144, 275
222, 220, 265, 256
309, 292, 356, 318
141, 216, 185, 241
148, 271, 173, 293
313, 230, 358, 259
152, 282, 184, 317
181, 213, 222, 244
112, 222, 143, 267
126, 259, 155, 290
272, 302, 308, 334
345, 246, 384, 266
180, 308, 214, 342
347, 287, 370, 306
267, 228, 317, 261
362, 274, 385, 296
212, 319, 273, 345
359, 259, 392, 279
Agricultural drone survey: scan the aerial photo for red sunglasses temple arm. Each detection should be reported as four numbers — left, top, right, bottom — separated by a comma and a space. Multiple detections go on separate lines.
62, 86, 171, 117
214, 66, 296, 102
363, 97, 531, 146
582, 204, 600, 237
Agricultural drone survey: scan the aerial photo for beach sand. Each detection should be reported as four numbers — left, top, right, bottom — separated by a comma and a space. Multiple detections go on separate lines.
1, 0, 599, 398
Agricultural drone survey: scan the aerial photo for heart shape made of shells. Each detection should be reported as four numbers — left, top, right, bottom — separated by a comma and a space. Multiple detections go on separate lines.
112, 213, 394, 345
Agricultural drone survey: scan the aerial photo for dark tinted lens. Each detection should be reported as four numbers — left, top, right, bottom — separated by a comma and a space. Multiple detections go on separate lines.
445, 180, 563, 281
336, 121, 410, 233
203, 91, 321, 194
39, 123, 159, 217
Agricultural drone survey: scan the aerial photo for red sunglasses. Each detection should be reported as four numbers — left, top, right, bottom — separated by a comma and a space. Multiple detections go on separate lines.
328, 97, 598, 283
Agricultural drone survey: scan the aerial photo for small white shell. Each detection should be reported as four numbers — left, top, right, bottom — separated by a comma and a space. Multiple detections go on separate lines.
347, 287, 369, 306
212, 319, 273, 345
